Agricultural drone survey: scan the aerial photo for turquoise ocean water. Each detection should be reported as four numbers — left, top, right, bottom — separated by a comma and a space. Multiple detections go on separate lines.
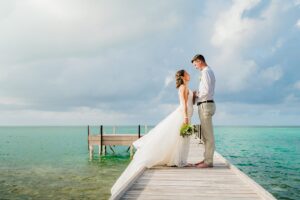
0, 126, 299, 200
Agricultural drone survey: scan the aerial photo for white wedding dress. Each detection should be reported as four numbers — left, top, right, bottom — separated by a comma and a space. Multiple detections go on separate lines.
110, 88, 194, 198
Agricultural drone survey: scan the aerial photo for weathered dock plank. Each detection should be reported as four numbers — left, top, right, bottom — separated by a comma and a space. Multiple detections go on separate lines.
116, 136, 276, 200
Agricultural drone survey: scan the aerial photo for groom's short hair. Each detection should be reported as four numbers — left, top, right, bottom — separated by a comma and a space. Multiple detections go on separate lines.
191, 54, 205, 63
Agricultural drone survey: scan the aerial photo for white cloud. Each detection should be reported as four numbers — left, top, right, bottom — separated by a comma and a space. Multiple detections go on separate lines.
260, 65, 283, 84
206, 0, 293, 93
0, 101, 182, 125
271, 38, 284, 53
0, 0, 181, 63
208, 0, 261, 92
164, 74, 174, 87
211, 0, 260, 48
0, 107, 131, 126
0, 0, 185, 117
294, 80, 300, 90
0, 97, 28, 106
296, 19, 300, 28
0, 0, 299, 125
284, 93, 300, 104
206, 102, 300, 126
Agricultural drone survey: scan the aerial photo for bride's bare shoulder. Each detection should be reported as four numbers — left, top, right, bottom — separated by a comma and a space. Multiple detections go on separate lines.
178, 85, 189, 96
178, 84, 187, 92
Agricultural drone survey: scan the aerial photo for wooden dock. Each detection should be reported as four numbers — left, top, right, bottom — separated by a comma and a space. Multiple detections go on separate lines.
88, 125, 144, 159
112, 136, 276, 200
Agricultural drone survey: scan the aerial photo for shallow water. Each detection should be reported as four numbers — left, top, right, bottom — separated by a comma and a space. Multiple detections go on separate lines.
0, 126, 130, 200
0, 126, 299, 200
215, 126, 300, 200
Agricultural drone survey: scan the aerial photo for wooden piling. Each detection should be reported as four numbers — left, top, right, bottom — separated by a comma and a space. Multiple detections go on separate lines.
138, 125, 141, 138
100, 125, 103, 155
130, 145, 134, 158
199, 124, 203, 144
103, 145, 106, 155
87, 125, 90, 151
199, 124, 202, 139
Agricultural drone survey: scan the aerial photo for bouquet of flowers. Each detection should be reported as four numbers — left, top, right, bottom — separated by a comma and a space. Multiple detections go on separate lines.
180, 123, 195, 137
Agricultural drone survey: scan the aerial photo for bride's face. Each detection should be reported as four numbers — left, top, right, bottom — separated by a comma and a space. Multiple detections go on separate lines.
183, 71, 190, 82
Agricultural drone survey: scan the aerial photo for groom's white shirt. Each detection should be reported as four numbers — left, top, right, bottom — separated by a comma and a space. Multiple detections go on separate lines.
197, 66, 215, 103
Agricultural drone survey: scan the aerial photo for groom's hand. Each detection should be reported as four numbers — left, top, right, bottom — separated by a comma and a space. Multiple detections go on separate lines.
193, 91, 197, 105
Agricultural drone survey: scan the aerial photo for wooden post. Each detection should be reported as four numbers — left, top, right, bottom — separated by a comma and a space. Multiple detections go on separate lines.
89, 145, 93, 160
198, 124, 203, 144
109, 145, 115, 154
100, 125, 103, 155
138, 124, 141, 138
192, 124, 195, 138
130, 145, 134, 158
199, 124, 202, 140
88, 125, 90, 151
103, 145, 106, 155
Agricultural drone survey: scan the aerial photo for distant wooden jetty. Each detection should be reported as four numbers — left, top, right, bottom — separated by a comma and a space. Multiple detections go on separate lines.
109, 125, 276, 200
88, 125, 149, 159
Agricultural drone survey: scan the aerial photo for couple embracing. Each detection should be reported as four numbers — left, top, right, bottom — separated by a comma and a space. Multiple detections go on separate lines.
111, 54, 216, 197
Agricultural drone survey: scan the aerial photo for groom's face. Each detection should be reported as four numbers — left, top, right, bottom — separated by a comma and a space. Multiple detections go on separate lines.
192, 59, 202, 69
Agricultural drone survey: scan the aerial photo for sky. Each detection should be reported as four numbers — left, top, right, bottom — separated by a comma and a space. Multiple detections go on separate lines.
0, 0, 299, 126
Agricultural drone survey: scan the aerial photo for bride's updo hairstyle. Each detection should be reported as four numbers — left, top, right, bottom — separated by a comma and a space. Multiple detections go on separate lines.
175, 69, 185, 89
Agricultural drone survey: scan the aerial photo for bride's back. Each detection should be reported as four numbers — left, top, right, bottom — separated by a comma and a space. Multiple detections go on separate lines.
178, 86, 193, 109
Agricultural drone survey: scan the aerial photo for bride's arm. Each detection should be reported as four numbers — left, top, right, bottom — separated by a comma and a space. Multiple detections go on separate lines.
179, 85, 189, 124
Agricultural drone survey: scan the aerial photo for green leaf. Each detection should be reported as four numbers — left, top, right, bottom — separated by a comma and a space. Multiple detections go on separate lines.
180, 123, 195, 137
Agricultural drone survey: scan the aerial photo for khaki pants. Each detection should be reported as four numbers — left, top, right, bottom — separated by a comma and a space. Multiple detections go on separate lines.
198, 102, 216, 165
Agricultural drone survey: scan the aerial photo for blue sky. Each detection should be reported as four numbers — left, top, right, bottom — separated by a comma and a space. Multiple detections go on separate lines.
0, 0, 299, 126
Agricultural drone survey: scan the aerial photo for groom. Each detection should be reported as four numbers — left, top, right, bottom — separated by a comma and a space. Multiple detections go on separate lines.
191, 54, 216, 168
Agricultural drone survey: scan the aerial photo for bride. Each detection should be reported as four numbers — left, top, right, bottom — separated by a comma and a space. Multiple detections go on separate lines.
110, 69, 194, 198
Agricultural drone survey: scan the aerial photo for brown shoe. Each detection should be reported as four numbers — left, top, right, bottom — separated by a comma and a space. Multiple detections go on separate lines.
194, 160, 205, 165
195, 163, 213, 168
